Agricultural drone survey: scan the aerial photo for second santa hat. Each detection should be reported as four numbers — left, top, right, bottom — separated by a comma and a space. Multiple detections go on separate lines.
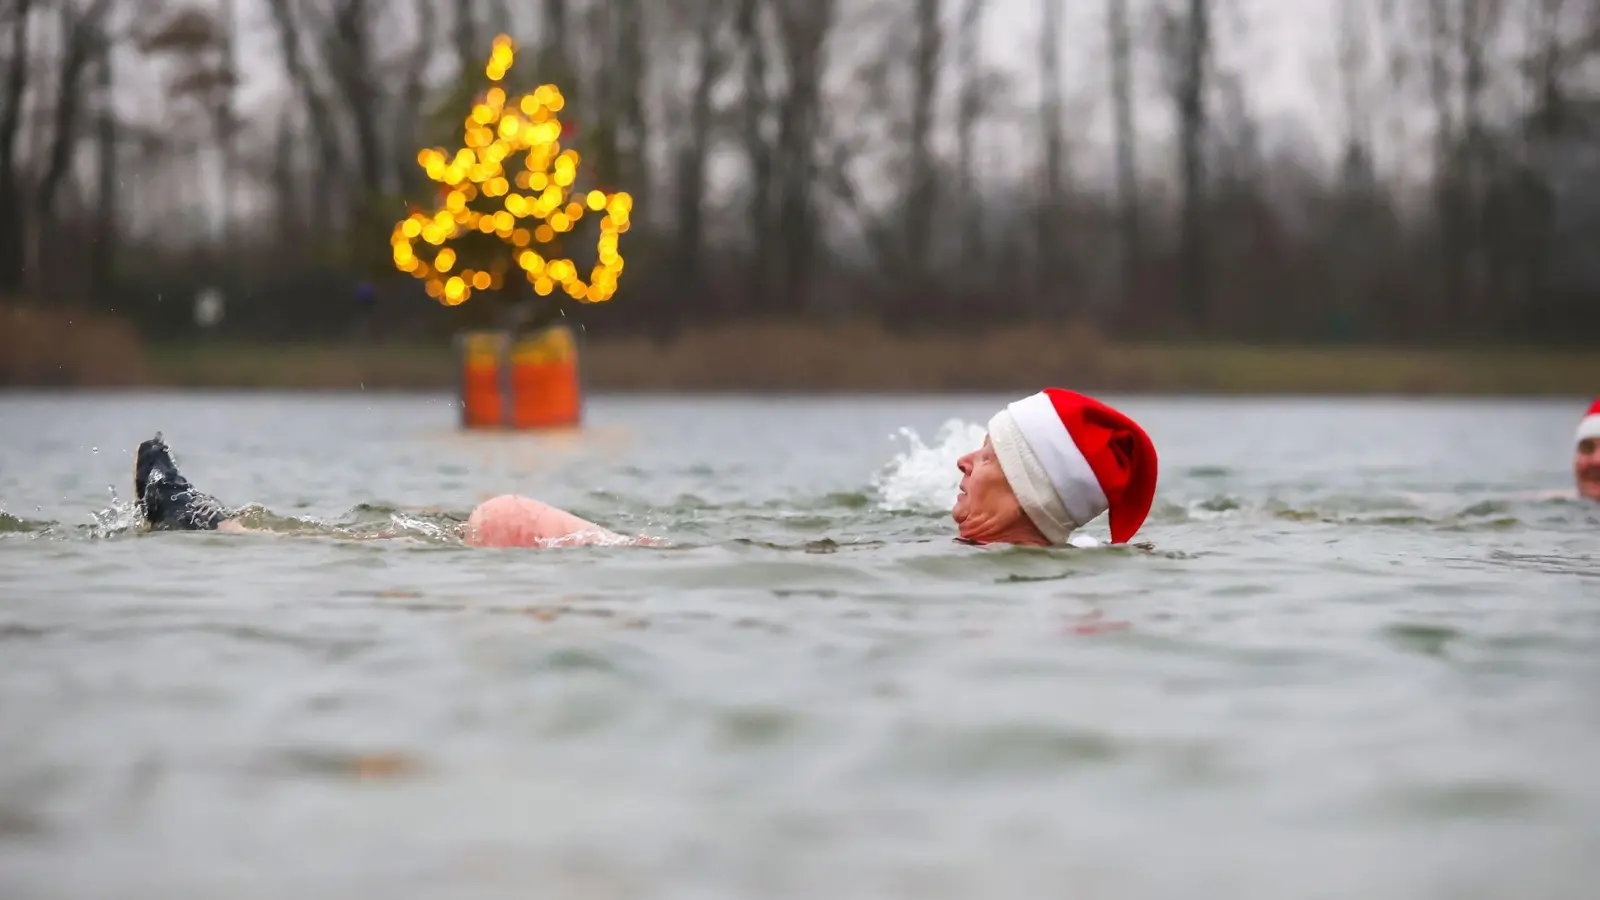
1577, 399, 1600, 444
986, 388, 1159, 545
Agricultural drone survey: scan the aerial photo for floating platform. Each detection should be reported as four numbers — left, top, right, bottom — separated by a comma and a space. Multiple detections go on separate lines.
456, 326, 581, 429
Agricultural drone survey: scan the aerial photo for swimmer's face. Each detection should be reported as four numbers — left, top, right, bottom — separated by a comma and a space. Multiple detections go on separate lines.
953, 436, 1031, 542
1576, 437, 1600, 502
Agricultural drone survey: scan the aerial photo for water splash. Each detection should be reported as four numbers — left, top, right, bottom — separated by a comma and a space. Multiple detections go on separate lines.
873, 418, 987, 512
85, 496, 142, 539
386, 511, 462, 542
871, 419, 1105, 548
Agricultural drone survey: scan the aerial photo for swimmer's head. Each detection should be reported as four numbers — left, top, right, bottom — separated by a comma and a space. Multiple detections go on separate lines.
954, 389, 1157, 546
1576, 400, 1600, 502
954, 434, 1043, 545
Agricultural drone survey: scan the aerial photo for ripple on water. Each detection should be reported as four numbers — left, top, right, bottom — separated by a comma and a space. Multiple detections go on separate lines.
3, 396, 1599, 899
0, 512, 48, 534
994, 570, 1080, 584
1368, 780, 1550, 821
260, 746, 423, 781
1383, 622, 1462, 657
645, 555, 886, 591
712, 705, 803, 748
0, 623, 51, 640
869, 722, 1126, 780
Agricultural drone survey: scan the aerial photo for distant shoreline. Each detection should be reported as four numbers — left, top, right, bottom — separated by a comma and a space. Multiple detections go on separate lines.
4, 316, 1598, 396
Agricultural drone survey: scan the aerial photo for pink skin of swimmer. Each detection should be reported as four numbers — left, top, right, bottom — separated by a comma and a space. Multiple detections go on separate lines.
464, 494, 621, 547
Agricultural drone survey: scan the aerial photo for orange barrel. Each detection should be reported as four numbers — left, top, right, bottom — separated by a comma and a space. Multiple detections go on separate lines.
457, 331, 509, 428
507, 324, 582, 428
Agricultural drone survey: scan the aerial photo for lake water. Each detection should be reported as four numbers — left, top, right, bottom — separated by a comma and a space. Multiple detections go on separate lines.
1, 392, 1597, 900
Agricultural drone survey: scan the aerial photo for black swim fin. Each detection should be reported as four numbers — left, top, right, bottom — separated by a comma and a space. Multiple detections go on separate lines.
134, 433, 229, 531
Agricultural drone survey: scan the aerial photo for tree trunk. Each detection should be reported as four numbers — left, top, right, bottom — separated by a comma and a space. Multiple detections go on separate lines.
677, 1, 727, 303
1526, 0, 1566, 134
542, 0, 570, 86
1107, 0, 1139, 303
91, 8, 116, 304
772, 0, 833, 315
1037, 0, 1065, 313
273, 110, 300, 251
587, 0, 620, 189
955, 0, 986, 278
267, 0, 346, 237
328, 0, 386, 200
615, 0, 650, 212
216, 0, 238, 276
454, 0, 479, 74
905, 0, 940, 279
735, 0, 773, 313
0, 0, 36, 292
395, 0, 436, 195
35, 0, 112, 260
1426, 0, 1462, 332
1459, 0, 1485, 328
1457, 0, 1508, 332
1177, 0, 1211, 331
1336, 0, 1372, 166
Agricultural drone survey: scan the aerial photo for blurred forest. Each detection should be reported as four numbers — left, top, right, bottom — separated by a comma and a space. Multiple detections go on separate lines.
2, 0, 1599, 347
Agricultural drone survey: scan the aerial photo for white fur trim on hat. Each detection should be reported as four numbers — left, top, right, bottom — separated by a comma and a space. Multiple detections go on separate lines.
988, 408, 1074, 544
1578, 415, 1600, 444
1007, 391, 1108, 527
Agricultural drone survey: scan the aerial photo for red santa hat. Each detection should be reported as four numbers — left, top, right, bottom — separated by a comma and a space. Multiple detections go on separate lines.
986, 389, 1158, 544
1578, 398, 1600, 444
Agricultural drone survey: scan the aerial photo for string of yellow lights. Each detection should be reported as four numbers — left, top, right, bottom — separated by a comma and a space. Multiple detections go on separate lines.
390, 35, 632, 307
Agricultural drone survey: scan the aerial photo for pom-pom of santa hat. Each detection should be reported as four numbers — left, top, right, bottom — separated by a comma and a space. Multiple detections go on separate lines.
987, 389, 1158, 544
1577, 398, 1600, 444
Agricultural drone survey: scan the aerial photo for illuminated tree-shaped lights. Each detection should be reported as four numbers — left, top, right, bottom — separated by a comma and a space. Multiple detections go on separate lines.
390, 35, 633, 308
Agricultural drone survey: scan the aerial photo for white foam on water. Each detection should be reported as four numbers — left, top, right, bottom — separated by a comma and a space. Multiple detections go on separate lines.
388, 512, 461, 542
872, 418, 1107, 548
873, 418, 988, 512
86, 498, 141, 539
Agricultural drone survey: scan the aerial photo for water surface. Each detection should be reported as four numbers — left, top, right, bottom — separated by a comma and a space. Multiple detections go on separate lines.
1, 392, 1597, 899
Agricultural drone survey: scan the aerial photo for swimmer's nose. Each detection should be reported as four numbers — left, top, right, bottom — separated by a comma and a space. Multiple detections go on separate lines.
956, 451, 974, 476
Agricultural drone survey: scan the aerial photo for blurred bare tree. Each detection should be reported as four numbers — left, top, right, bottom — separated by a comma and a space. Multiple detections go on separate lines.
0, 0, 1595, 345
